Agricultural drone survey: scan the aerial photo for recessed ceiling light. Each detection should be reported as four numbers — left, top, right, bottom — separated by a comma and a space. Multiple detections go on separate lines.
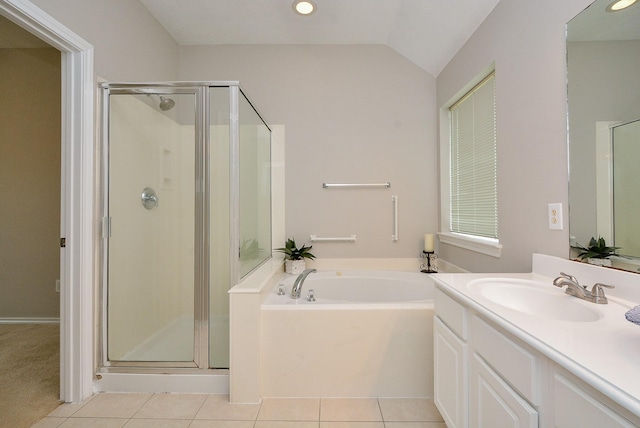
293, 0, 316, 16
606, 0, 638, 12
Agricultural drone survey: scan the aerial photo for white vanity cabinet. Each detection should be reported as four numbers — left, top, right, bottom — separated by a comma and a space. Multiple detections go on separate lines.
434, 281, 640, 428
434, 287, 468, 428
435, 286, 540, 428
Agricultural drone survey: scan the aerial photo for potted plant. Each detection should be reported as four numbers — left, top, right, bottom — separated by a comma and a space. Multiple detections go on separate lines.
275, 238, 316, 274
572, 236, 619, 267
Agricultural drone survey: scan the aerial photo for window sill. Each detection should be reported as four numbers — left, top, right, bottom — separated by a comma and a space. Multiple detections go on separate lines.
438, 232, 502, 258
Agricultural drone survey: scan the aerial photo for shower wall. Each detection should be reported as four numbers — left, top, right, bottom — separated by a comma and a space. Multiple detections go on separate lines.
238, 94, 272, 278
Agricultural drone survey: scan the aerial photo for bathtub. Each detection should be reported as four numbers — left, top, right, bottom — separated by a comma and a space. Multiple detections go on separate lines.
260, 270, 434, 398
262, 270, 433, 305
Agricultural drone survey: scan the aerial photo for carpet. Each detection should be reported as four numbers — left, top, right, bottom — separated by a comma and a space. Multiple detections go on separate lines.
0, 323, 61, 427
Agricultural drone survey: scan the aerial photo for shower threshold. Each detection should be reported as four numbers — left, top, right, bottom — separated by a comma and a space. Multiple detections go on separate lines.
95, 369, 229, 394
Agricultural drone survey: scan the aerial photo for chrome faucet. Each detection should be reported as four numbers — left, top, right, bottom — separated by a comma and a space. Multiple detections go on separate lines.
290, 268, 317, 299
553, 272, 614, 304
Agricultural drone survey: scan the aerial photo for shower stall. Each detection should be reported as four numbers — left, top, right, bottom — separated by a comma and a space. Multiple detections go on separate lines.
99, 82, 271, 371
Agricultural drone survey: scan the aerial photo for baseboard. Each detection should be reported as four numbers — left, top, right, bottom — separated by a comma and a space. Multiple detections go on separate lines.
0, 317, 60, 324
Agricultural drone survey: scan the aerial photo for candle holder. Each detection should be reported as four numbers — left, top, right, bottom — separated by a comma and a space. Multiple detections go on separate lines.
420, 251, 438, 273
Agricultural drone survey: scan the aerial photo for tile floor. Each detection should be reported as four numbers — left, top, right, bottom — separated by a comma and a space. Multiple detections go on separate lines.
32, 393, 447, 428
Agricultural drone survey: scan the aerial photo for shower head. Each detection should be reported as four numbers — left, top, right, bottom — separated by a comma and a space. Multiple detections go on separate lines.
158, 95, 175, 111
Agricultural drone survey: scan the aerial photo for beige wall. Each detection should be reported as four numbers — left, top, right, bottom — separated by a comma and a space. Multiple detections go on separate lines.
0, 47, 61, 318
436, 0, 594, 272
30, 0, 179, 81
9, 0, 606, 276
180, 45, 438, 258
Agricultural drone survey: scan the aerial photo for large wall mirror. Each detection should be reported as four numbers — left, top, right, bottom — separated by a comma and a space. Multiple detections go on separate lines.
567, 0, 640, 272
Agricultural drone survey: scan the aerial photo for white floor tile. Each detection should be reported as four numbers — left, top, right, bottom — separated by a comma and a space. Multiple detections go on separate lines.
320, 422, 385, 428
133, 393, 207, 419
72, 393, 152, 419
32, 393, 445, 427
188, 421, 255, 428
320, 399, 382, 422
254, 422, 319, 428
194, 394, 260, 420
257, 398, 320, 421
58, 418, 129, 428
123, 419, 191, 428
378, 398, 443, 422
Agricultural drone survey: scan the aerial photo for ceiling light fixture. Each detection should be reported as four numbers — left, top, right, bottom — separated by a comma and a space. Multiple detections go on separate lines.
293, 0, 316, 16
606, 0, 638, 12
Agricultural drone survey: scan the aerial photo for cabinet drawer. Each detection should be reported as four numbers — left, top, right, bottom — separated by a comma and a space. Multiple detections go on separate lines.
435, 287, 468, 340
470, 353, 538, 428
472, 315, 541, 405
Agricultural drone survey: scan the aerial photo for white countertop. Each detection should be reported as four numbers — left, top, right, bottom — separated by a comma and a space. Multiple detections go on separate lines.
432, 269, 640, 419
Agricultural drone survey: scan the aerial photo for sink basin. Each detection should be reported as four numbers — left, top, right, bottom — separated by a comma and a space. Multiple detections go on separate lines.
467, 278, 603, 322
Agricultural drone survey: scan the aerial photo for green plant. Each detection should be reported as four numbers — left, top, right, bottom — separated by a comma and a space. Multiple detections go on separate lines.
573, 236, 619, 260
275, 238, 316, 261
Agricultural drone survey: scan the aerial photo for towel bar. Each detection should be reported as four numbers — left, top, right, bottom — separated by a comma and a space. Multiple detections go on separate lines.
322, 182, 390, 189
309, 235, 357, 242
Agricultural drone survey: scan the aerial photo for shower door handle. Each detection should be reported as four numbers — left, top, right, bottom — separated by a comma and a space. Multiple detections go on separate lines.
141, 187, 158, 209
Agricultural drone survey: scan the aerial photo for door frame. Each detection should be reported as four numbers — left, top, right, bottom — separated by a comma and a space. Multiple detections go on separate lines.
0, 0, 95, 403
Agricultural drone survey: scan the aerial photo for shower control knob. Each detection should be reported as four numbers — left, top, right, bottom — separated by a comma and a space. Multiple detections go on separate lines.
141, 187, 158, 210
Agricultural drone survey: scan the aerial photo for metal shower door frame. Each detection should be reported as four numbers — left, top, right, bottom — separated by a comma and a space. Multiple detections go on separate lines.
98, 83, 210, 370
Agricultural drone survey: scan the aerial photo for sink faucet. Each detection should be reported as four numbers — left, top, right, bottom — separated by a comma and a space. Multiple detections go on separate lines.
553, 272, 614, 304
290, 268, 317, 299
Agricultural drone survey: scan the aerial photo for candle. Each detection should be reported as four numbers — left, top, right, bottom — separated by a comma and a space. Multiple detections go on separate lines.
424, 234, 434, 252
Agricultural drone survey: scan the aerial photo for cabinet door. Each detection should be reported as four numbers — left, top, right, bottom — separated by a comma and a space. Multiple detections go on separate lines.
552, 369, 638, 428
434, 316, 468, 428
470, 353, 538, 428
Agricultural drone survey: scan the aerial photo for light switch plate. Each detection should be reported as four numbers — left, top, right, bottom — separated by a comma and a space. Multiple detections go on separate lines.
548, 203, 563, 230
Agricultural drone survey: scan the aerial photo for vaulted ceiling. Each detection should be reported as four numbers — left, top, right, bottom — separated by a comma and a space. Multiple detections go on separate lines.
139, 0, 501, 76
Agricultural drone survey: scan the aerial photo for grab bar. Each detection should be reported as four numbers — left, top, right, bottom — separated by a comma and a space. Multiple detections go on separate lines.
309, 235, 357, 242
392, 195, 398, 242
322, 182, 390, 189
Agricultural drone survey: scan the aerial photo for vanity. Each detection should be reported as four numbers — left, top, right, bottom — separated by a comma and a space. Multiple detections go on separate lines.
433, 254, 640, 428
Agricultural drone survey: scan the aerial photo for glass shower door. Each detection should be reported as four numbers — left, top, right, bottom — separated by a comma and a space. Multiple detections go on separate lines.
106, 89, 200, 366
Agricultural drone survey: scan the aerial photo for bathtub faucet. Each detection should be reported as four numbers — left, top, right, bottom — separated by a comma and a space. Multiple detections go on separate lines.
290, 268, 317, 299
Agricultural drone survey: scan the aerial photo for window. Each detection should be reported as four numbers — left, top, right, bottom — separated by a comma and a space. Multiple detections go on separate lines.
440, 71, 501, 257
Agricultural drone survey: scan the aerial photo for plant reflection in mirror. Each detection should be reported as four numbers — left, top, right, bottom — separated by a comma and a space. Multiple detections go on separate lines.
573, 236, 620, 260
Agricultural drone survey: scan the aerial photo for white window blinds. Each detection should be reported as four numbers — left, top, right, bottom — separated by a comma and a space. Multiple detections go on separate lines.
449, 72, 497, 240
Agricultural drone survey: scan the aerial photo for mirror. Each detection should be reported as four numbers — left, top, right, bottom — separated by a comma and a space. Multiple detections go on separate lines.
567, 0, 640, 272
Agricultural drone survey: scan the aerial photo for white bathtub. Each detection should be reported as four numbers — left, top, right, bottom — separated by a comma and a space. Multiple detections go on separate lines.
263, 270, 433, 305
260, 270, 434, 398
